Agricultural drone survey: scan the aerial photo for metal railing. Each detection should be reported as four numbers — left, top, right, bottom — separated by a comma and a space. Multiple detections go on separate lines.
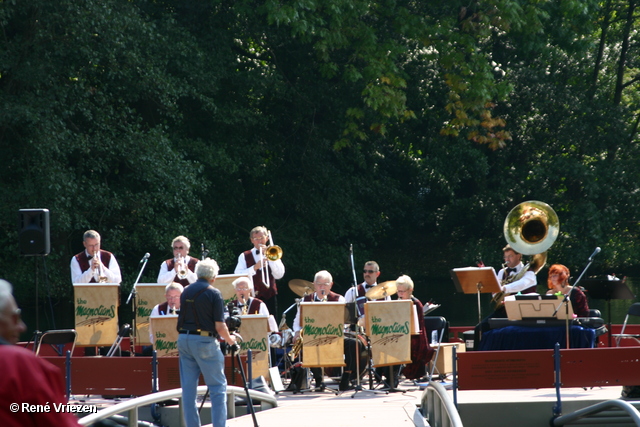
78, 385, 277, 427
552, 400, 640, 426
421, 381, 463, 427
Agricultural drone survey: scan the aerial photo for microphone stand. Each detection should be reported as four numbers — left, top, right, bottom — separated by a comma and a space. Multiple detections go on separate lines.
126, 254, 150, 355
553, 248, 600, 348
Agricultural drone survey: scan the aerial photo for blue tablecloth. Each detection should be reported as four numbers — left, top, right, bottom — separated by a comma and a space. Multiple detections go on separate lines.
478, 325, 596, 351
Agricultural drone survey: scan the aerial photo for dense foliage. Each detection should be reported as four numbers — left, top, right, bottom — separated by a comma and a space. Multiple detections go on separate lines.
1, 0, 639, 331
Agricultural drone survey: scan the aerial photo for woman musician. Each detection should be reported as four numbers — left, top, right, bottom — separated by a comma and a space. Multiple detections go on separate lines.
396, 275, 435, 380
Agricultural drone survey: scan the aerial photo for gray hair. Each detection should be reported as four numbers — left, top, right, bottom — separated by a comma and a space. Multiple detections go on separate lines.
172, 235, 191, 250
0, 279, 14, 312
396, 275, 414, 291
83, 230, 101, 242
232, 276, 253, 291
196, 258, 220, 280
250, 226, 268, 238
165, 282, 184, 294
314, 270, 333, 284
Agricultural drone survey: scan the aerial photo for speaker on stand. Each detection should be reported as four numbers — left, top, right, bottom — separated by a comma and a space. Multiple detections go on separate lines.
18, 209, 53, 340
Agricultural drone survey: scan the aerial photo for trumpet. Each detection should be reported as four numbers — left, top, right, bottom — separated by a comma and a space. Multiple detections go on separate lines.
261, 230, 283, 287
93, 251, 108, 283
176, 254, 188, 280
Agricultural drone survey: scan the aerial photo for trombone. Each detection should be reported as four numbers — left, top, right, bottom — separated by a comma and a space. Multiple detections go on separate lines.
261, 230, 283, 287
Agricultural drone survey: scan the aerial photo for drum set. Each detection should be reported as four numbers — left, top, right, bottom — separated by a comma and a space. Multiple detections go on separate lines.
269, 278, 402, 393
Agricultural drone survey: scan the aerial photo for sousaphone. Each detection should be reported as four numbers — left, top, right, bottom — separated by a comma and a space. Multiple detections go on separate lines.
492, 201, 560, 308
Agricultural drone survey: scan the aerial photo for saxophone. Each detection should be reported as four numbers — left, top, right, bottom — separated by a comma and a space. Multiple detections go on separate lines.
288, 330, 304, 359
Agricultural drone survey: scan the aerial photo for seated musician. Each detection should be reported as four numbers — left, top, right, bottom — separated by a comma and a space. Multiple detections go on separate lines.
292, 270, 356, 391
546, 264, 590, 317
396, 275, 435, 380
344, 261, 391, 303
148, 282, 183, 344
231, 277, 271, 316
474, 244, 538, 349
230, 276, 279, 333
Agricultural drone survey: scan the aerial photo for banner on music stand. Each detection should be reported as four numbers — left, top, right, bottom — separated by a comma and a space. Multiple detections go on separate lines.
136, 283, 167, 345
150, 314, 179, 356
215, 274, 249, 306
238, 314, 270, 380
365, 300, 412, 367
74, 283, 120, 346
300, 302, 345, 368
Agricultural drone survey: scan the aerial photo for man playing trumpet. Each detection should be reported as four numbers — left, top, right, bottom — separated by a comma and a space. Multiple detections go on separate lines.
157, 235, 199, 287
234, 226, 284, 317
70, 230, 122, 284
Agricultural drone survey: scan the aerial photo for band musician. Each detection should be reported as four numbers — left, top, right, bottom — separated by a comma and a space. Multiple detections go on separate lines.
157, 236, 198, 287
70, 229, 122, 284
344, 261, 391, 304
395, 275, 434, 380
148, 282, 183, 344
474, 244, 537, 348
230, 277, 271, 317
291, 271, 361, 391
234, 226, 284, 317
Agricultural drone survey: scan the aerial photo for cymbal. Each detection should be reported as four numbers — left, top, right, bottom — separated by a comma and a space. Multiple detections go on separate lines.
366, 280, 397, 300
288, 279, 314, 297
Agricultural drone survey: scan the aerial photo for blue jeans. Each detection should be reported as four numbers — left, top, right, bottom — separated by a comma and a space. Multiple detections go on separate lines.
178, 333, 227, 427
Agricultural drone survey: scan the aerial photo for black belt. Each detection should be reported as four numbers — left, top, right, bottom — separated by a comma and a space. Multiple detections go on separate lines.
179, 330, 215, 337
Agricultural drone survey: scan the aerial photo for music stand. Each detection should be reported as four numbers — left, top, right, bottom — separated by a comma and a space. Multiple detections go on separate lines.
450, 267, 501, 323
582, 277, 635, 347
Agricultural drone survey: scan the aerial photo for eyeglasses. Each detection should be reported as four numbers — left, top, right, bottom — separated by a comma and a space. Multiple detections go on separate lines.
173, 246, 185, 250
363, 270, 377, 274
236, 288, 250, 291
314, 282, 331, 286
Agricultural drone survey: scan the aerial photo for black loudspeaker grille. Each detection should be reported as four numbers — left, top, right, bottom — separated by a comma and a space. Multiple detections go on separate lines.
18, 209, 50, 256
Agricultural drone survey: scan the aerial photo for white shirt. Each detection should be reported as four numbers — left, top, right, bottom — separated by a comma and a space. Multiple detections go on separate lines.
157, 255, 199, 284
498, 262, 537, 294
234, 248, 285, 287
70, 250, 122, 284
292, 293, 345, 332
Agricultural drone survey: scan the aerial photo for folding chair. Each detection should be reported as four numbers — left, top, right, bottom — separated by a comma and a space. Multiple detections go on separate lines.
612, 303, 640, 346
35, 329, 77, 356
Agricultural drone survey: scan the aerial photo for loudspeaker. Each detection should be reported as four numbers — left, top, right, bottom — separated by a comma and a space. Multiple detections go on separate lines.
18, 209, 50, 256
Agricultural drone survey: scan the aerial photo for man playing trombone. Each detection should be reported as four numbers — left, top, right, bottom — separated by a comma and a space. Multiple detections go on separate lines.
234, 226, 284, 316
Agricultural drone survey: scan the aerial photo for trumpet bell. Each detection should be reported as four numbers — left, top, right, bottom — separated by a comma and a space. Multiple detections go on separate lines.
504, 200, 559, 255
266, 245, 283, 261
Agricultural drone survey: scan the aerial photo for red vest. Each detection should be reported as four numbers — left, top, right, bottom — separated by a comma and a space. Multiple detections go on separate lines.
74, 250, 113, 283
243, 250, 277, 301
165, 257, 198, 287
303, 291, 341, 302
232, 297, 263, 314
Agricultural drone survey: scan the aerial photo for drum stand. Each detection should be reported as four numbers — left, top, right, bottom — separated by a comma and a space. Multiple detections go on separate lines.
348, 333, 389, 397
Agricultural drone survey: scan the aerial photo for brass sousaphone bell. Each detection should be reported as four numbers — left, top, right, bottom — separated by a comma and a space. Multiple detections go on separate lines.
503, 200, 559, 258
492, 201, 560, 308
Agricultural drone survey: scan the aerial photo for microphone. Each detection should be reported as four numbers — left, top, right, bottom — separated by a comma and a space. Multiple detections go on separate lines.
140, 252, 150, 263
588, 247, 601, 262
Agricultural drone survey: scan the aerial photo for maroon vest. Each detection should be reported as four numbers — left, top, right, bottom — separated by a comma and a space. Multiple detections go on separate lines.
243, 250, 277, 301
75, 250, 113, 283
303, 291, 341, 302
232, 297, 263, 314
165, 257, 198, 288
157, 301, 179, 315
